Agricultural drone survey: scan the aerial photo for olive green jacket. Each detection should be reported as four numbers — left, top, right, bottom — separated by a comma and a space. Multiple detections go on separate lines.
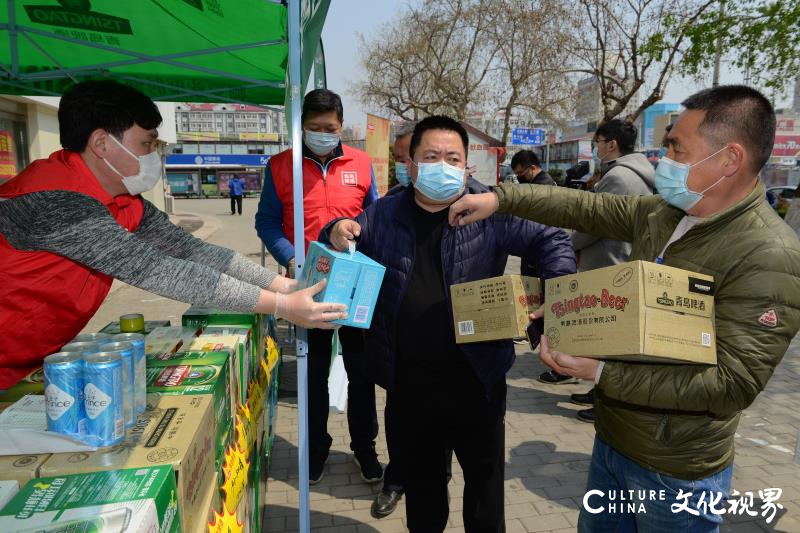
497, 181, 800, 479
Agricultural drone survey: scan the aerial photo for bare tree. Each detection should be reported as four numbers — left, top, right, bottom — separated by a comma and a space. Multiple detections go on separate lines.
485, 0, 578, 145
571, 0, 717, 125
354, 0, 499, 121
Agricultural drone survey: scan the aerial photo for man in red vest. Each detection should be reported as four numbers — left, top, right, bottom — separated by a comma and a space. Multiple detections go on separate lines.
0, 80, 345, 390
255, 89, 381, 485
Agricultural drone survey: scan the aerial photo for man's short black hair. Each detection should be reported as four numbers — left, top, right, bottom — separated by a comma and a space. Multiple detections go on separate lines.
302, 88, 344, 124
59, 80, 162, 152
510, 150, 540, 169
681, 85, 775, 173
409, 115, 469, 159
595, 119, 637, 154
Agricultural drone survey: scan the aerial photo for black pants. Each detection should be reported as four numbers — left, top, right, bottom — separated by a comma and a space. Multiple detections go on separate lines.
394, 377, 507, 533
383, 395, 453, 493
307, 327, 378, 459
230, 195, 243, 214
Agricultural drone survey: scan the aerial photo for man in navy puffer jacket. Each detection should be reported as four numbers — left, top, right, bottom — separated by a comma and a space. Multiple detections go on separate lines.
321, 116, 575, 532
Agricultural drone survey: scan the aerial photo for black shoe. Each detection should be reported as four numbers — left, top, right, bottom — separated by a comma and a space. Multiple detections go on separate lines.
353, 450, 384, 484
570, 389, 595, 406
309, 451, 329, 485
577, 407, 596, 423
371, 488, 403, 518
538, 369, 579, 385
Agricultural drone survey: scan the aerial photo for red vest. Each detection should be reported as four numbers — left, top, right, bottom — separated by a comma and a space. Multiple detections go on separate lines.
0, 150, 144, 388
269, 145, 373, 254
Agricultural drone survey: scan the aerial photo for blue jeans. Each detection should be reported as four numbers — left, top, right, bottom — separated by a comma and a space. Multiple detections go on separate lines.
579, 436, 733, 533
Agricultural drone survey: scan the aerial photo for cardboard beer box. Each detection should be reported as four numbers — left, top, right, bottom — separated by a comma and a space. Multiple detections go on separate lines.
202, 326, 254, 400
0, 454, 51, 488
189, 472, 220, 533
144, 326, 202, 357
39, 395, 215, 533
146, 359, 232, 470
544, 260, 716, 364
187, 335, 247, 404
301, 241, 386, 329
450, 275, 542, 344
182, 306, 258, 330
100, 319, 171, 336
147, 350, 237, 419
182, 307, 261, 356
0, 466, 180, 533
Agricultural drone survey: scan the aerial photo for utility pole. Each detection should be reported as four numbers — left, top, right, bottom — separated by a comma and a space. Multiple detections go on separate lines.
712, 0, 726, 87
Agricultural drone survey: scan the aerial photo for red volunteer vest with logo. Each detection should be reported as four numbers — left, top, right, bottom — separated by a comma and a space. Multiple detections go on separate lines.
0, 150, 144, 388
269, 145, 373, 255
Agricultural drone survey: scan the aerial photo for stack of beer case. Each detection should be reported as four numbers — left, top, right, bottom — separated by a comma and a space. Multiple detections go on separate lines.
177, 306, 282, 533
0, 310, 282, 533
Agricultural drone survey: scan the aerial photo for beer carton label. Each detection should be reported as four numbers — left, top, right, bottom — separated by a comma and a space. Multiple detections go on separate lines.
44, 384, 74, 421
84, 383, 111, 419
154, 365, 191, 387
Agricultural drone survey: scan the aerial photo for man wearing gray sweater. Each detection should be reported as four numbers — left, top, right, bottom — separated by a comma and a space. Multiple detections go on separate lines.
564, 119, 654, 421
0, 80, 344, 389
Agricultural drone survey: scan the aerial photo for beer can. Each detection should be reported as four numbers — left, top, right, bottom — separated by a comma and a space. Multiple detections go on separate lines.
111, 333, 146, 415
99, 341, 135, 428
119, 313, 145, 333
83, 351, 125, 447
61, 341, 100, 355
72, 332, 111, 345
43, 352, 85, 436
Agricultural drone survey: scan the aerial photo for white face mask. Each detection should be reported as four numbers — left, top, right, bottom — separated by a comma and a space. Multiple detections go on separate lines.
104, 135, 163, 195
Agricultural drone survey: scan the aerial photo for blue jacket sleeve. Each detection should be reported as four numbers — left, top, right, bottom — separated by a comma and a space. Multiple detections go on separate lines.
255, 162, 295, 267
363, 165, 379, 208
495, 213, 577, 281
319, 207, 374, 256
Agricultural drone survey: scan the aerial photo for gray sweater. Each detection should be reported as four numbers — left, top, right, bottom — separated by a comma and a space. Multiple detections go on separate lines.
571, 152, 655, 271
0, 191, 278, 311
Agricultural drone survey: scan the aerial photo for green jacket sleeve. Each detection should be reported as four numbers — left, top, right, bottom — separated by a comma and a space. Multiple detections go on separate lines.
598, 247, 800, 417
495, 183, 651, 243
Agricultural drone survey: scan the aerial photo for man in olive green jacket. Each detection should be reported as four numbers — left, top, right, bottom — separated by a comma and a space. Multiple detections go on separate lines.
450, 85, 800, 532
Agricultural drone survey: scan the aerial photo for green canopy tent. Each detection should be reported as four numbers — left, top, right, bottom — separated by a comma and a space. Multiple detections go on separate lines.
0, 1, 329, 530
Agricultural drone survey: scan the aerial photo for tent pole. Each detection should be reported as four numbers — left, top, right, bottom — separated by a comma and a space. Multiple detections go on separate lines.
7, 0, 18, 75
288, 0, 311, 532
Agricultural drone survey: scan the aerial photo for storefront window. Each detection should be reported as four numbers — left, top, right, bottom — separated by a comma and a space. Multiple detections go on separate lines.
0, 118, 28, 185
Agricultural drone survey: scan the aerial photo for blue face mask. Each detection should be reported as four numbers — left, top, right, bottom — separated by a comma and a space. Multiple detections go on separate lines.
412, 160, 465, 202
655, 147, 728, 211
592, 146, 601, 169
395, 162, 411, 187
304, 130, 340, 156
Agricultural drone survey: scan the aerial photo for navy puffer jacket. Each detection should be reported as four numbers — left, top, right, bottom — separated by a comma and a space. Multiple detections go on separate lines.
320, 179, 576, 392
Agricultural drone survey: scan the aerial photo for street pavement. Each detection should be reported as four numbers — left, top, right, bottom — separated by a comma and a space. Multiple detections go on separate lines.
87, 198, 800, 532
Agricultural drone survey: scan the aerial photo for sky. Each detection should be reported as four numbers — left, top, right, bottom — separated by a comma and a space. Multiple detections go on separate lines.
320, 0, 793, 130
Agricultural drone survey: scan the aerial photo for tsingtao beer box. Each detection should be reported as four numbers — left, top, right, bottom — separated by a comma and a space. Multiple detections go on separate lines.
451, 275, 542, 344
301, 241, 386, 329
544, 261, 716, 364
0, 466, 180, 533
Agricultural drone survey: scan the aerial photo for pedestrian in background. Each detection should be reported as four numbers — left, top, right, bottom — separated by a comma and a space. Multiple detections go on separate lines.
555, 119, 655, 422
229, 175, 245, 215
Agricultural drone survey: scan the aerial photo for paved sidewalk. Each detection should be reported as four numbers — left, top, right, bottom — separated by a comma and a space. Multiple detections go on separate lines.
84, 199, 800, 532
264, 257, 800, 533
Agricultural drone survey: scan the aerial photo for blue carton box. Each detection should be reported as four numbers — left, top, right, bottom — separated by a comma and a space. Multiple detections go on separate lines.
301, 241, 386, 328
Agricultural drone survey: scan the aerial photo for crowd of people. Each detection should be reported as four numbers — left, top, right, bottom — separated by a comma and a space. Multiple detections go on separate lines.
1, 79, 799, 533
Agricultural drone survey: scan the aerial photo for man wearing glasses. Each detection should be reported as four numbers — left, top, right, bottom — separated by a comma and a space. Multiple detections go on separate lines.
510, 150, 555, 185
